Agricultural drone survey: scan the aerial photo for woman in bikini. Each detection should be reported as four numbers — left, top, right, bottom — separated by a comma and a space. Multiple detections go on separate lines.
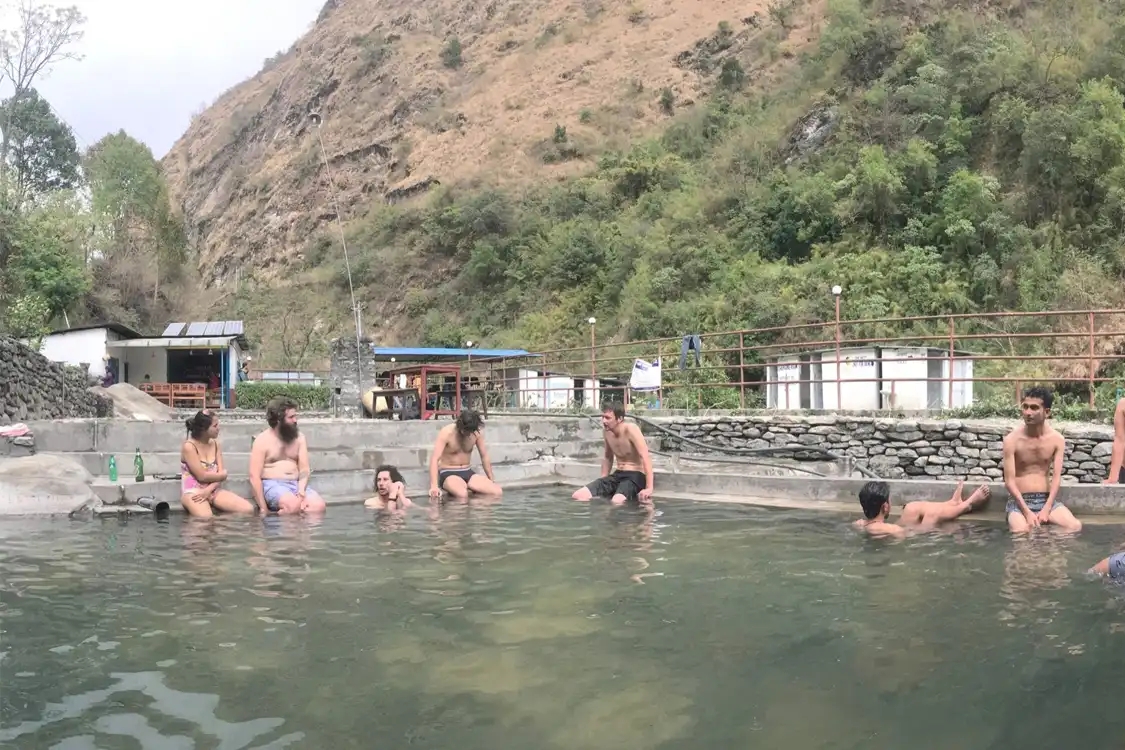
181, 410, 255, 517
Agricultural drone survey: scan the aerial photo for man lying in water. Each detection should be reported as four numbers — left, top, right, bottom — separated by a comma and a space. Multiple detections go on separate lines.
855, 479, 991, 537
365, 465, 412, 511
1090, 550, 1125, 580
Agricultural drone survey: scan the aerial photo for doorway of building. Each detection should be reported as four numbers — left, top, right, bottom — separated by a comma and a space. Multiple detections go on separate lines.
166, 349, 223, 391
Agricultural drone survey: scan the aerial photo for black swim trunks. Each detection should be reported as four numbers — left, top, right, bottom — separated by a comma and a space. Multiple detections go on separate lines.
438, 467, 475, 488
584, 470, 648, 502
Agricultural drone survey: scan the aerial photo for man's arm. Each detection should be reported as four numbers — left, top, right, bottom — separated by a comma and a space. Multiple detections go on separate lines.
601, 439, 614, 477
296, 436, 311, 497
429, 430, 446, 496
630, 425, 654, 499
476, 433, 495, 480
1002, 434, 1031, 517
248, 437, 268, 513
1108, 399, 1125, 483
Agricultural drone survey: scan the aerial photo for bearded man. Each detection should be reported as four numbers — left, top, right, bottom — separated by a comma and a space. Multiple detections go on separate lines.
249, 396, 327, 515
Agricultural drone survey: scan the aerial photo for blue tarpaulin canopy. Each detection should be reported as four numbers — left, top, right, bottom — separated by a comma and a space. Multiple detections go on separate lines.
370, 347, 537, 363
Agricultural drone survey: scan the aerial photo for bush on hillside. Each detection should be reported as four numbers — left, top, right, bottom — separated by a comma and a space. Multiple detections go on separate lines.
235, 382, 331, 411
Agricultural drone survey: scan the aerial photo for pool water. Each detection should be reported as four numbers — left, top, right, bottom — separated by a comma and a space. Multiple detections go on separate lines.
4, 489, 1125, 749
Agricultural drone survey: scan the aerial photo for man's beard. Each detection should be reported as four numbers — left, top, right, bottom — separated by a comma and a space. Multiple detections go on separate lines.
278, 422, 300, 443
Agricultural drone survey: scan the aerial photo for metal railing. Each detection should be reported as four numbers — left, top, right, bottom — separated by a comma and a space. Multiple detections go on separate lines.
453, 308, 1125, 412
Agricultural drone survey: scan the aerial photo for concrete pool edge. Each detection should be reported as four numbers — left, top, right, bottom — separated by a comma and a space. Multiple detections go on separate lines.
12, 457, 1125, 521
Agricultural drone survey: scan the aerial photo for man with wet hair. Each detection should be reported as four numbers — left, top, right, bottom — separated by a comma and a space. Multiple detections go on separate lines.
249, 396, 327, 515
366, 465, 412, 510
855, 479, 991, 537
1002, 386, 1082, 533
428, 409, 502, 499
572, 402, 655, 506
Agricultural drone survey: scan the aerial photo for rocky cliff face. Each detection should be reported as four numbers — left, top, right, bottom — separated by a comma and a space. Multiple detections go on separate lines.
161, 0, 805, 289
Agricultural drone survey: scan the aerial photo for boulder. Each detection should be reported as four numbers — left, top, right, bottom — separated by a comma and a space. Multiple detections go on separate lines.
0, 454, 98, 515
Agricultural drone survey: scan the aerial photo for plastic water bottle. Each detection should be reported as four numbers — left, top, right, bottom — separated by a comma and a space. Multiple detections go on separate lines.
108, 455, 118, 483
134, 449, 145, 482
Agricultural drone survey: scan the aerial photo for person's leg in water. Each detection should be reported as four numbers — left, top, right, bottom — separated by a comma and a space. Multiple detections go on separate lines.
210, 489, 255, 514
899, 481, 991, 527
1090, 551, 1125, 578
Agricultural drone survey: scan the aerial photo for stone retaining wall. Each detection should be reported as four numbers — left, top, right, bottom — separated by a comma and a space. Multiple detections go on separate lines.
0, 336, 110, 422
655, 415, 1115, 483
330, 337, 377, 417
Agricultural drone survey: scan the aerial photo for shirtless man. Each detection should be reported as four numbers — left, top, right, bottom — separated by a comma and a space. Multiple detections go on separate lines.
571, 402, 654, 506
854, 479, 991, 537
428, 409, 503, 500
248, 397, 327, 515
1104, 396, 1125, 484
1002, 386, 1081, 532
365, 465, 413, 511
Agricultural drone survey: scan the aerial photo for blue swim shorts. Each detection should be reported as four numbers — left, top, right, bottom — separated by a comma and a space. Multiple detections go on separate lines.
1108, 551, 1125, 580
262, 478, 305, 512
1005, 491, 1065, 516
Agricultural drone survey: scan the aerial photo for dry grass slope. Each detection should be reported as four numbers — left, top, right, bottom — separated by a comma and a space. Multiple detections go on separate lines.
161, 0, 823, 291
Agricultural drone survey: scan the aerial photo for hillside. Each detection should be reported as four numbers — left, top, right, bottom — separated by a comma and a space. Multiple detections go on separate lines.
162, 0, 816, 289
161, 0, 1125, 398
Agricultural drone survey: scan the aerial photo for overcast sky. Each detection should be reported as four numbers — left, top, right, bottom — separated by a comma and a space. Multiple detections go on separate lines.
2, 0, 324, 157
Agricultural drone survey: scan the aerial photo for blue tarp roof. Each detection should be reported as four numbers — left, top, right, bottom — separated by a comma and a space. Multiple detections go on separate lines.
370, 346, 538, 362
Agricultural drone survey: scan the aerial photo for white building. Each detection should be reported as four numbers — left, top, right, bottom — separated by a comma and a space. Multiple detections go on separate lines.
35, 323, 143, 380
498, 367, 618, 410
765, 346, 974, 410
35, 321, 250, 408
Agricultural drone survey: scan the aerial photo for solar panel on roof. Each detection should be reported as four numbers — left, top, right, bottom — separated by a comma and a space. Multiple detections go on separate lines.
203, 321, 224, 336
162, 323, 185, 337
185, 322, 208, 336
223, 320, 244, 336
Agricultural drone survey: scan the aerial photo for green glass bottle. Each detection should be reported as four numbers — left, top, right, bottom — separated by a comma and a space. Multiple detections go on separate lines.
133, 448, 145, 482
108, 455, 118, 483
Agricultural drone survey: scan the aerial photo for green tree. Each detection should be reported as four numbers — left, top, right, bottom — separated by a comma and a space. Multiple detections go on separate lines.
0, 88, 80, 202
7, 192, 91, 319
0, 1, 85, 191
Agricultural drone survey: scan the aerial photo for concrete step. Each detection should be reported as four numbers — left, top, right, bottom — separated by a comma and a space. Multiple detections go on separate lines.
94, 461, 567, 506
554, 462, 1125, 518
25, 417, 603, 453
60, 440, 605, 478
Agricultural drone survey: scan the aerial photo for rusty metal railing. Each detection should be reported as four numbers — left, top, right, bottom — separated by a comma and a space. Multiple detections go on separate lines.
452, 308, 1125, 412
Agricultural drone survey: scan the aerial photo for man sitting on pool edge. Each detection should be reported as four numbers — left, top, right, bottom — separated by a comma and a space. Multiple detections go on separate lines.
249, 396, 327, 515
855, 479, 991, 537
1002, 385, 1082, 532
571, 402, 654, 506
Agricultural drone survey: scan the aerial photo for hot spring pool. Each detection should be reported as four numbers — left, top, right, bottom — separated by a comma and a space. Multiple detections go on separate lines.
4, 488, 1125, 749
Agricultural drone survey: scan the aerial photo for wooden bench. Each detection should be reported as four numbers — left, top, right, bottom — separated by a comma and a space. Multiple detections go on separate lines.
171, 383, 206, 410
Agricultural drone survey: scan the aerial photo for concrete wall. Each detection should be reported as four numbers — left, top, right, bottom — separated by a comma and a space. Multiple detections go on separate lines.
0, 336, 111, 423
653, 414, 1115, 483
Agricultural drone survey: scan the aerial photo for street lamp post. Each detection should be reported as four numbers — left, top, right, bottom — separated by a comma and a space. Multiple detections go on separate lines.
832, 285, 843, 411
588, 317, 597, 409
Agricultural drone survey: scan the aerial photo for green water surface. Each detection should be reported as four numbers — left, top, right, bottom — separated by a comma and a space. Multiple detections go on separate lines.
3, 490, 1125, 749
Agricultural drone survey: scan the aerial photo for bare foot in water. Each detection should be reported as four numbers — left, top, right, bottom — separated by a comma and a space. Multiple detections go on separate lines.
965, 483, 991, 510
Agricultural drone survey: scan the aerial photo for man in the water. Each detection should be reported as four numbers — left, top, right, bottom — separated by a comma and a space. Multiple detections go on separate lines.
1104, 395, 1125, 484
366, 465, 412, 510
1090, 550, 1125, 579
428, 409, 502, 499
855, 479, 991, 537
1002, 386, 1081, 532
248, 396, 327, 515
571, 402, 654, 506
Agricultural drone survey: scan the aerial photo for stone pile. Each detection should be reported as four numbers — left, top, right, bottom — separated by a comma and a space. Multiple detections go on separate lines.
656, 415, 1115, 483
0, 336, 111, 422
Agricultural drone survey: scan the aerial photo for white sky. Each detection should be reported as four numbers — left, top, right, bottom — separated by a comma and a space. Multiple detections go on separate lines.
1, 0, 324, 156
